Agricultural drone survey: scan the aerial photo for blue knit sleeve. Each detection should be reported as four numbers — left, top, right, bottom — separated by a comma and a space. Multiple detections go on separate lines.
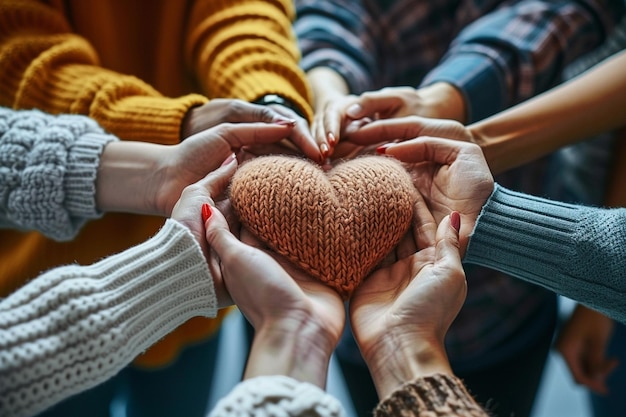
464, 184, 626, 324
0, 107, 118, 241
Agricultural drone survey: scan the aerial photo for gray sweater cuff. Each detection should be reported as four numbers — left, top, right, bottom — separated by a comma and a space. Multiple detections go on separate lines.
464, 184, 626, 323
65, 132, 118, 219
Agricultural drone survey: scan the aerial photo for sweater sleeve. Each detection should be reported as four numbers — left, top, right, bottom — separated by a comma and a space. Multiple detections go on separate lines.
464, 184, 626, 324
374, 374, 489, 417
0, 107, 118, 241
0, 0, 207, 143
421, 0, 625, 122
208, 375, 346, 417
185, 0, 313, 122
0, 219, 218, 417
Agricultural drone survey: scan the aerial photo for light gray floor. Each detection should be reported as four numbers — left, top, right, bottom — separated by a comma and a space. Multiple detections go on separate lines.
207, 298, 592, 417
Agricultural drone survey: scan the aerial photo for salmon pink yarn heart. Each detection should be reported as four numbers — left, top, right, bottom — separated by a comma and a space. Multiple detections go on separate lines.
229, 155, 417, 299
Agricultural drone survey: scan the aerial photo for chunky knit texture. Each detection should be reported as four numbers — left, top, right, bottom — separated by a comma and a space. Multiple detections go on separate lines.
209, 376, 346, 417
374, 374, 490, 417
465, 183, 626, 324
0, 219, 218, 417
0, 107, 116, 241
0, 0, 312, 366
230, 155, 417, 298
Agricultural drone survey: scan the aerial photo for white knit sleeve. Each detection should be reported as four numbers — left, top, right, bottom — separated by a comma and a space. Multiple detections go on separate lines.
209, 376, 346, 417
0, 219, 218, 417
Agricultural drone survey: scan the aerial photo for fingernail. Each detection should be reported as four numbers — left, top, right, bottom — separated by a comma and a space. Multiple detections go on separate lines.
220, 153, 237, 167
327, 132, 336, 146
320, 143, 330, 158
347, 104, 362, 118
376, 144, 392, 154
275, 119, 297, 126
450, 211, 461, 233
202, 203, 213, 223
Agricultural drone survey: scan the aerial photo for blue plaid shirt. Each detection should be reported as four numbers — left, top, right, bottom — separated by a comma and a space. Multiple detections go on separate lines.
296, 0, 624, 369
295, 0, 624, 122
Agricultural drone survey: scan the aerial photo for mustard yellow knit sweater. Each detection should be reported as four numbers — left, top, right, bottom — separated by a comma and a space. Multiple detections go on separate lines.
0, 0, 312, 367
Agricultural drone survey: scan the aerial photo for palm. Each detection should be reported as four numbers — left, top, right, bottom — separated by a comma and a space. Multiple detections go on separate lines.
237, 230, 345, 344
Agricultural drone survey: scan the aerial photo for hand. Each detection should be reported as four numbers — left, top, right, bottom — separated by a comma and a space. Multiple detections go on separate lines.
169, 154, 239, 308
156, 122, 296, 215
344, 83, 467, 125
556, 304, 619, 395
378, 136, 494, 256
343, 115, 473, 148
96, 122, 294, 216
182, 99, 324, 162
204, 211, 345, 387
350, 211, 466, 397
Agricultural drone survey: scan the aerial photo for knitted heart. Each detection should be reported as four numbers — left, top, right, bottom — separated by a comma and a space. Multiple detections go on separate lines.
229, 155, 417, 299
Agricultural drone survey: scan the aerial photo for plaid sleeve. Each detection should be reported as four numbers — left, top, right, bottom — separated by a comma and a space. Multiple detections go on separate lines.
422, 0, 625, 123
295, 0, 379, 93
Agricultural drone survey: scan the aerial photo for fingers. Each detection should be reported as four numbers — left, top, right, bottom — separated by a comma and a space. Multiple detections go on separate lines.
216, 122, 296, 149
434, 212, 463, 272
345, 117, 427, 145
379, 136, 481, 165
346, 92, 400, 119
412, 194, 437, 250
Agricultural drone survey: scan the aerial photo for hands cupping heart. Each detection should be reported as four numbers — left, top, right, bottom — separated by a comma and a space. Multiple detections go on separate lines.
229, 155, 417, 299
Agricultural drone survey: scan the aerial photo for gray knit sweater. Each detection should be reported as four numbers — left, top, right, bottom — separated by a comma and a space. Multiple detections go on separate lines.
465, 183, 626, 324
0, 106, 117, 241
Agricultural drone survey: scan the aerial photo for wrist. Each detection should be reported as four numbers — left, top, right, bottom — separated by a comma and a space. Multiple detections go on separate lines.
253, 94, 306, 119
96, 141, 165, 215
363, 332, 452, 398
244, 314, 336, 388
417, 82, 467, 123
307, 67, 350, 110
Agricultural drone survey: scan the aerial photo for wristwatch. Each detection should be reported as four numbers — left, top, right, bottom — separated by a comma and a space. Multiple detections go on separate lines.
252, 94, 305, 118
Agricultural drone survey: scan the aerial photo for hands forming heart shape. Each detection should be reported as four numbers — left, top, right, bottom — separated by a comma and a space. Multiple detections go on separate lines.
229, 155, 418, 298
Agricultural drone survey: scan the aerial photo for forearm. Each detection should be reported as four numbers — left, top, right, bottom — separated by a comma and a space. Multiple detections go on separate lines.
307, 67, 351, 110
95, 141, 169, 215
464, 184, 626, 324
468, 51, 626, 174
0, 219, 218, 417
363, 334, 452, 399
244, 316, 335, 388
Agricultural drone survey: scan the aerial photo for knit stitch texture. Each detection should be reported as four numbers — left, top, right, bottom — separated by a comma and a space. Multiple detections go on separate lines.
209, 376, 346, 417
229, 155, 417, 298
0, 107, 116, 241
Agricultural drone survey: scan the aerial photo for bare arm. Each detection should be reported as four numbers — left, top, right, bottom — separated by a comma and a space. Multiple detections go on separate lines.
470, 50, 626, 174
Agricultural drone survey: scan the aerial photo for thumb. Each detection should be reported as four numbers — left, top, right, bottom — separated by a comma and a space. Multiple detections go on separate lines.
195, 153, 238, 198
203, 201, 245, 262
435, 212, 462, 266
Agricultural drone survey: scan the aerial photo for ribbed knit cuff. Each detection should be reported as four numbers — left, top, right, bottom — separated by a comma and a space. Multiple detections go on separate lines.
374, 374, 488, 417
464, 184, 582, 291
209, 376, 345, 417
0, 219, 217, 417
65, 132, 118, 219
421, 52, 507, 123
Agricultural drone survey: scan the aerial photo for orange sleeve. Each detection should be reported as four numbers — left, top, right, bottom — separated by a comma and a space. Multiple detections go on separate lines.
185, 0, 313, 122
0, 0, 206, 144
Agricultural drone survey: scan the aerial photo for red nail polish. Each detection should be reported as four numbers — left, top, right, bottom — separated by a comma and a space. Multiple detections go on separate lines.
450, 211, 461, 233
376, 144, 391, 154
202, 203, 213, 223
